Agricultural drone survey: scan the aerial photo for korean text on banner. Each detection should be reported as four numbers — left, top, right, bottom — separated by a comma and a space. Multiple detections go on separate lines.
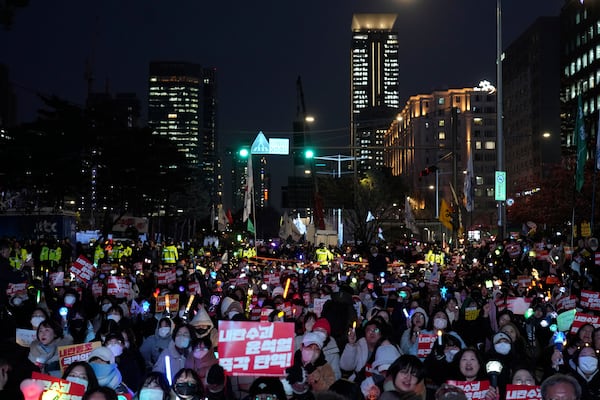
31, 372, 86, 400
70, 255, 96, 283
505, 384, 542, 400
218, 321, 294, 376
417, 333, 436, 358
445, 380, 490, 400
58, 341, 101, 372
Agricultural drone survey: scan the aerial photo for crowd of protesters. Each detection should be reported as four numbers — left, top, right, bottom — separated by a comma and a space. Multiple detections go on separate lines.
0, 232, 598, 400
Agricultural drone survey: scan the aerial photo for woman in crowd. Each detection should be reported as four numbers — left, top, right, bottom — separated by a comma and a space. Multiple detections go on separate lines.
185, 335, 218, 390
400, 307, 429, 357
104, 330, 145, 392
27, 318, 72, 376
140, 317, 175, 370
62, 361, 99, 393
133, 371, 173, 400
172, 368, 204, 400
450, 348, 487, 382
386, 355, 426, 399
569, 344, 600, 400
88, 345, 133, 397
154, 323, 196, 383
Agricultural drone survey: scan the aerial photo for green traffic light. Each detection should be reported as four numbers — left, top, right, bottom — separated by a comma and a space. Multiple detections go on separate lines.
305, 149, 314, 159
239, 148, 249, 158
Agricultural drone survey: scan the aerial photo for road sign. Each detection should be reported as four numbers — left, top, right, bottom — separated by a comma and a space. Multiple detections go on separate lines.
268, 138, 289, 155
495, 171, 506, 201
251, 131, 270, 154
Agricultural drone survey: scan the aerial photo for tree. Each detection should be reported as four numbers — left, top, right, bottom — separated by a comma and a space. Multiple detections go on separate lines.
341, 167, 407, 249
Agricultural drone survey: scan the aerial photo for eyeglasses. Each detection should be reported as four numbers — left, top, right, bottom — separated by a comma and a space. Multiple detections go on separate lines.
254, 394, 278, 400
366, 327, 381, 334
514, 379, 534, 385
398, 369, 419, 380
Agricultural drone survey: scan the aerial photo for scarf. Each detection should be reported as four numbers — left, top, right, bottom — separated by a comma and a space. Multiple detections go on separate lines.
91, 362, 122, 390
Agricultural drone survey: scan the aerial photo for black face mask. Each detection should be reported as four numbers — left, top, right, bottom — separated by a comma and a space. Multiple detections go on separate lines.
175, 383, 198, 396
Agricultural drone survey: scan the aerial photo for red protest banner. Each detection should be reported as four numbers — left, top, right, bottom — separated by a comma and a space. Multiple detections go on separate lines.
417, 333, 436, 358
156, 270, 176, 285
6, 282, 27, 297
570, 312, 600, 334
445, 380, 490, 400
155, 294, 180, 313
218, 320, 294, 376
556, 295, 577, 311
505, 385, 542, 400
58, 341, 101, 372
31, 372, 86, 399
107, 276, 130, 298
263, 273, 280, 286
50, 272, 64, 287
229, 277, 249, 287
580, 290, 600, 311
188, 281, 201, 295
70, 255, 97, 283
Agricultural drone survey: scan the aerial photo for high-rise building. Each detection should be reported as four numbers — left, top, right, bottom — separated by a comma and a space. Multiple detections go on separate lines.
148, 62, 219, 201
385, 83, 498, 228
0, 64, 16, 128
560, 1, 600, 162
503, 17, 561, 193
351, 14, 399, 175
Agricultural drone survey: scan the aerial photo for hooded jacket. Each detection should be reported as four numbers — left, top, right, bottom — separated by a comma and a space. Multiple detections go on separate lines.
140, 317, 174, 369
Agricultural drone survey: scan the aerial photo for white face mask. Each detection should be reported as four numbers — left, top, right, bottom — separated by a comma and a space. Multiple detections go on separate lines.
158, 327, 170, 338
66, 376, 88, 390
579, 356, 599, 374
193, 348, 209, 359
31, 316, 45, 328
139, 388, 165, 400
445, 349, 459, 362
107, 314, 121, 323
175, 336, 190, 349
301, 348, 317, 364
64, 295, 76, 306
494, 342, 511, 355
433, 318, 448, 330
107, 343, 123, 357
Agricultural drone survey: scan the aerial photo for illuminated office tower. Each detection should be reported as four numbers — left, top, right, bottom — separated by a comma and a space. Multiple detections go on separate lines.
351, 14, 399, 175
148, 62, 218, 201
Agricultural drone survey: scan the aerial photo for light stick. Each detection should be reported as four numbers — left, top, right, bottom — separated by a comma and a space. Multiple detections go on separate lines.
165, 355, 172, 385
437, 330, 443, 346
283, 278, 291, 298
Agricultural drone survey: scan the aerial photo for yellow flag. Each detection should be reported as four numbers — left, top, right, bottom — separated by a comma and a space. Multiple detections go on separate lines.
439, 199, 454, 231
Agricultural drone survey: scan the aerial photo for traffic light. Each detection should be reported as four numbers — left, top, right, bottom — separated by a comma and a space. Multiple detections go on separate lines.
239, 148, 249, 158
419, 165, 438, 177
304, 149, 314, 159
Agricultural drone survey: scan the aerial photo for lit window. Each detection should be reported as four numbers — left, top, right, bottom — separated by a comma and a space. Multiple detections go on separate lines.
438, 120, 445, 127
475, 141, 482, 150
484, 141, 495, 150
474, 118, 483, 126
438, 132, 446, 140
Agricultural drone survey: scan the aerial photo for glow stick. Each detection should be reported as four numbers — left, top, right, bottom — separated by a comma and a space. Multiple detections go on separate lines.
352, 321, 356, 330
36, 290, 41, 304
437, 330, 443, 346
165, 294, 170, 314
186, 294, 195, 313
283, 278, 291, 298
165, 355, 172, 385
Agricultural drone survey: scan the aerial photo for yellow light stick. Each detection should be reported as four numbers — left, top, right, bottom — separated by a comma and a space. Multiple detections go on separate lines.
437, 330, 443, 346
186, 294, 195, 313
352, 321, 357, 330
283, 278, 291, 298
165, 294, 170, 314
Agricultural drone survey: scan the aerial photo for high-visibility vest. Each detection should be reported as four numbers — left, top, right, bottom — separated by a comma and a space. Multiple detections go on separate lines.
316, 248, 332, 265
49, 247, 62, 263
94, 246, 104, 264
40, 246, 50, 261
162, 245, 178, 264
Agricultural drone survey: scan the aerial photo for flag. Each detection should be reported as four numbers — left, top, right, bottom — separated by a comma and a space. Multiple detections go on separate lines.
596, 110, 600, 171
217, 204, 228, 231
366, 211, 375, 222
226, 209, 233, 225
404, 197, 419, 234
463, 150, 474, 212
243, 156, 253, 221
575, 94, 587, 192
439, 199, 454, 231
247, 219, 255, 234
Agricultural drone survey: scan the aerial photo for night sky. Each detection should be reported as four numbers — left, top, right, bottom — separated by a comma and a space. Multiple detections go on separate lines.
1, 0, 565, 209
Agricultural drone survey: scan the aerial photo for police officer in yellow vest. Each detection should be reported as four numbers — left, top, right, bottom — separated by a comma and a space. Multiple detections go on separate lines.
9, 241, 28, 270
315, 243, 333, 266
48, 242, 62, 268
242, 244, 256, 259
162, 240, 178, 265
93, 242, 104, 266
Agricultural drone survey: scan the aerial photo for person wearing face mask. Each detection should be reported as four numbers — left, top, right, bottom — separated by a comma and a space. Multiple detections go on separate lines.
424, 333, 464, 397
220, 296, 245, 321
568, 345, 600, 400
140, 317, 175, 370
104, 331, 145, 392
189, 304, 219, 351
133, 372, 172, 400
172, 368, 203, 400
29, 307, 49, 331
484, 332, 516, 400
286, 332, 336, 395
62, 361, 99, 394
88, 346, 133, 397
153, 323, 196, 383
400, 307, 429, 357
185, 336, 218, 390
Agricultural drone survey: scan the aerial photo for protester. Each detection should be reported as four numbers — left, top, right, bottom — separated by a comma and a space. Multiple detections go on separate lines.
62, 360, 100, 393
153, 323, 196, 383
172, 368, 203, 400
27, 318, 72, 376
133, 371, 173, 400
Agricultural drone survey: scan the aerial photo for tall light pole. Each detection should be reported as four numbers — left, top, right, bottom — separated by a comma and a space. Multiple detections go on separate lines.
496, 0, 506, 239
